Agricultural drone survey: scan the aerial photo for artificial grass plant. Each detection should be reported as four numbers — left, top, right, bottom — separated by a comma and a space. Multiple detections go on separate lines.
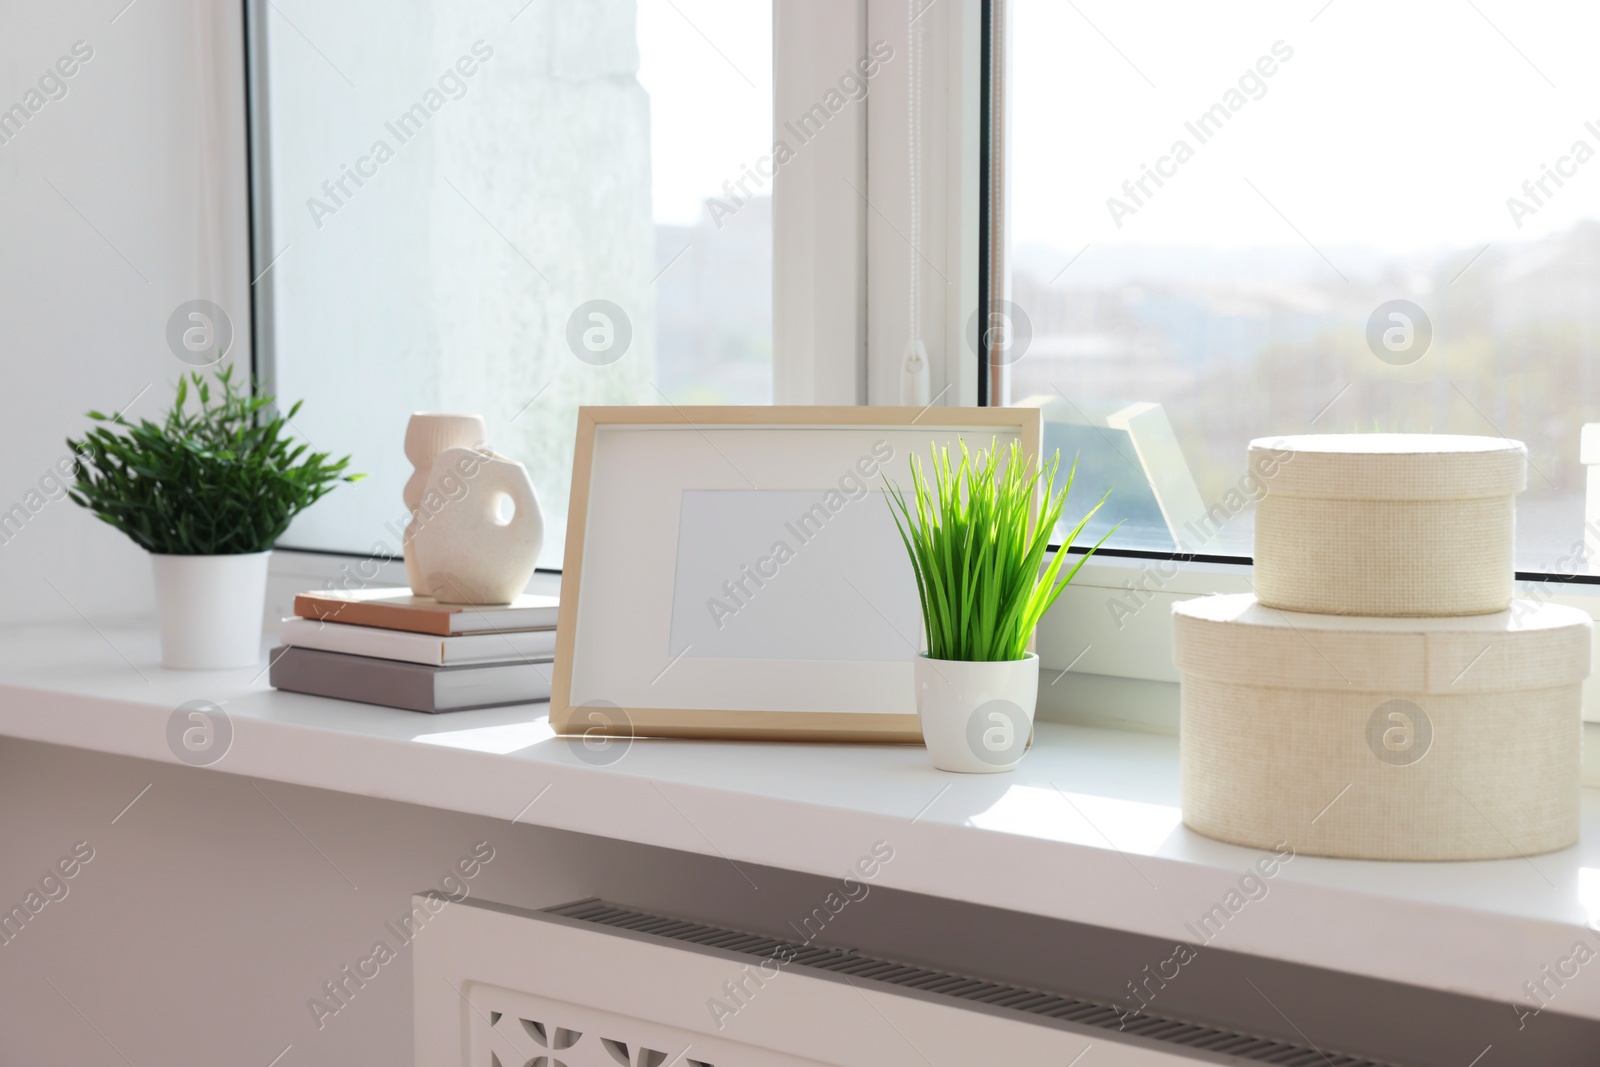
885, 438, 1116, 662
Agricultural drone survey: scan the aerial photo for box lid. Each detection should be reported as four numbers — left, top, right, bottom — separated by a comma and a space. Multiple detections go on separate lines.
1248, 433, 1526, 500
1172, 593, 1590, 693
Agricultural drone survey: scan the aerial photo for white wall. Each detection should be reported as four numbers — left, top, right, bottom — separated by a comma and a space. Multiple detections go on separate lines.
0, 738, 797, 1065
0, 0, 251, 624
4, 737, 1589, 1065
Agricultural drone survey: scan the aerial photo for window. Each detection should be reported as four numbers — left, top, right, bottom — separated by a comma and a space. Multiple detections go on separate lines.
1005, 0, 1600, 574
250, 0, 774, 568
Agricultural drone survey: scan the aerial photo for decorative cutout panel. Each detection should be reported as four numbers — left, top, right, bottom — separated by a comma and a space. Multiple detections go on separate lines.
416, 895, 1378, 1066
467, 981, 735, 1067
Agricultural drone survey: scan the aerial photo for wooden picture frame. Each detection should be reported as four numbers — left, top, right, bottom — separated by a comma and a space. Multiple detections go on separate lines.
551, 406, 1043, 742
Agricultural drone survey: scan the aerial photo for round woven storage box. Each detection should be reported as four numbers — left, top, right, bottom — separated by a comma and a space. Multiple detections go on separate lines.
1174, 593, 1589, 861
1250, 434, 1526, 617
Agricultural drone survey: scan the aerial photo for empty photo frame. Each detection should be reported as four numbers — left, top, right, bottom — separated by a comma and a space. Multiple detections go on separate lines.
551, 406, 1043, 741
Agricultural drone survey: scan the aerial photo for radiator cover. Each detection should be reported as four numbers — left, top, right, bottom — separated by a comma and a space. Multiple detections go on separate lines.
413, 895, 1398, 1066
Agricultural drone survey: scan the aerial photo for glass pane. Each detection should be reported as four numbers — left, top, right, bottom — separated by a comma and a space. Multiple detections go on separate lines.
1009, 0, 1600, 570
259, 0, 772, 568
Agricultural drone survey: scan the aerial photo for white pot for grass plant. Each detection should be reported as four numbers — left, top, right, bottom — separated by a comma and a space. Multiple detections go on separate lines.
150, 552, 272, 669
915, 653, 1039, 773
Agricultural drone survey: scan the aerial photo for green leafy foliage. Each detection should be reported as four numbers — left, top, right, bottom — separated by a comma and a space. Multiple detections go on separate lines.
66, 367, 361, 555
885, 438, 1118, 662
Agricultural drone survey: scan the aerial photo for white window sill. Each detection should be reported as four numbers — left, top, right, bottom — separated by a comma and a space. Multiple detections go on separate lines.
264, 548, 1600, 785
2, 619, 1598, 1019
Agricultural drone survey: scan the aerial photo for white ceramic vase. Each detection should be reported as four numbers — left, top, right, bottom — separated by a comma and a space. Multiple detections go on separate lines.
150, 552, 271, 670
914, 653, 1039, 773
409, 446, 544, 605
403, 413, 488, 596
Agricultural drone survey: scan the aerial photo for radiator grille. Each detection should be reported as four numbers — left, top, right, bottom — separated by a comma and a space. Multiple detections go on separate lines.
545, 899, 1400, 1067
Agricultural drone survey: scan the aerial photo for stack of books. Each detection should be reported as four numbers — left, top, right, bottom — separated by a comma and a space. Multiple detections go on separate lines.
269, 588, 560, 713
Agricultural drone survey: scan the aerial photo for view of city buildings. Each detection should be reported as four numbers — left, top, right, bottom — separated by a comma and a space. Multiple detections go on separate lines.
654, 195, 772, 406
1008, 222, 1600, 567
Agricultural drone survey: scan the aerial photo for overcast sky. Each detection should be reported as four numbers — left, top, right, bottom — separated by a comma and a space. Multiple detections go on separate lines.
638, 0, 1600, 253
1011, 0, 1600, 254
638, 0, 772, 227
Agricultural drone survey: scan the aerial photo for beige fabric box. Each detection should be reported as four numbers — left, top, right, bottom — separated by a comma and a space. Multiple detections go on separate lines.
1250, 434, 1526, 616
1173, 593, 1589, 860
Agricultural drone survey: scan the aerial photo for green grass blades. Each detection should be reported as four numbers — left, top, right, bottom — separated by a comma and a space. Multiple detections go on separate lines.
65, 366, 362, 555
885, 437, 1118, 662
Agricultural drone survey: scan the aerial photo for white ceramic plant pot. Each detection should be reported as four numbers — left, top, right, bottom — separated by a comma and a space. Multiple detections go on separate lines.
914, 653, 1039, 773
150, 552, 271, 670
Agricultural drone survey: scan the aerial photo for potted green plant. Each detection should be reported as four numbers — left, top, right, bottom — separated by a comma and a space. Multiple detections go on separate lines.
67, 367, 359, 670
885, 439, 1115, 772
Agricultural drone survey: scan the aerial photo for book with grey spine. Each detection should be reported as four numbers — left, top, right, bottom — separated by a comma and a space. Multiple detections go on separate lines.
268, 646, 553, 713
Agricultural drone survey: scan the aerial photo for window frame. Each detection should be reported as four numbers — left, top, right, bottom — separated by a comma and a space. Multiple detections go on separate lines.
975, 2, 1600, 738
246, 0, 989, 562
979, 0, 1600, 589
862, 0, 985, 408
244, 0, 892, 563
242, 2, 1600, 748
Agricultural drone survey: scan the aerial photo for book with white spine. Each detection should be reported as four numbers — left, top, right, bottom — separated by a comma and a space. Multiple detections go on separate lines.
279, 617, 556, 666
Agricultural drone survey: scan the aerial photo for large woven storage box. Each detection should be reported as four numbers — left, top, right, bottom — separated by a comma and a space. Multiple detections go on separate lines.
1173, 593, 1589, 860
1250, 434, 1526, 616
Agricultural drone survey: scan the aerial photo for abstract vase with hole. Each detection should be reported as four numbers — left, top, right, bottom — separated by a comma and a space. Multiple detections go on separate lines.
410, 446, 543, 605
403, 412, 489, 596
914, 653, 1039, 773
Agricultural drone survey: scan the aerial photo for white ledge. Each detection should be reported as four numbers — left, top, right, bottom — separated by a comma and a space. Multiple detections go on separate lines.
1, 622, 1596, 1020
